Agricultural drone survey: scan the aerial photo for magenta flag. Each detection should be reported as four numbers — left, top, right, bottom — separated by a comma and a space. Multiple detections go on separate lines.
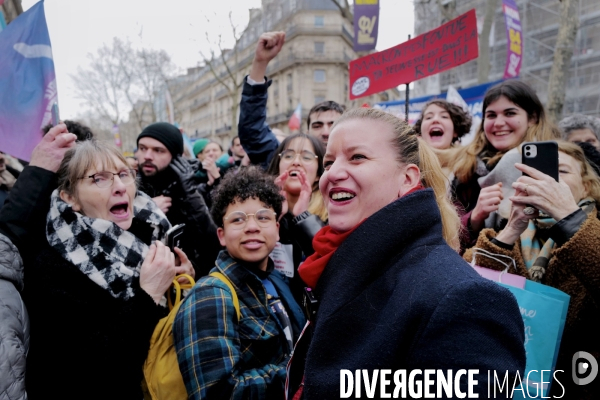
0, 1, 57, 161
353, 0, 379, 52
502, 0, 523, 79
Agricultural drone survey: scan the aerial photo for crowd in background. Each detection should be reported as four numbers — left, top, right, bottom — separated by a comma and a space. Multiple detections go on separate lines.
2, 30, 600, 400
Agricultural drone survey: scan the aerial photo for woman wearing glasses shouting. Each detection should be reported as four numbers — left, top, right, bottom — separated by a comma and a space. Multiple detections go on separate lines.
23, 140, 194, 400
266, 133, 328, 304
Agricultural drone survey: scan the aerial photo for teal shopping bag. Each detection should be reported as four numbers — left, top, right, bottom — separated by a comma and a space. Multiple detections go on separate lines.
499, 281, 570, 398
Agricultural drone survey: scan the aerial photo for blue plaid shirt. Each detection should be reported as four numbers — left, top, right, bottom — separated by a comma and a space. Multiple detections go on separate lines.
174, 250, 303, 399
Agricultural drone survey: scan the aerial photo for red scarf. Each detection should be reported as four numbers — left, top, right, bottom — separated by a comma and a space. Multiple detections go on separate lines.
298, 184, 424, 288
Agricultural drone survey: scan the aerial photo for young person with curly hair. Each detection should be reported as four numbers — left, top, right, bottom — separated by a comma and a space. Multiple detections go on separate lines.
413, 99, 472, 150
174, 167, 305, 400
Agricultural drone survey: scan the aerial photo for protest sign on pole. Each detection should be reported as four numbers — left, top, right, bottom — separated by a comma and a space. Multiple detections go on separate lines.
502, 0, 523, 78
0, 1, 57, 161
353, 0, 379, 52
349, 9, 478, 100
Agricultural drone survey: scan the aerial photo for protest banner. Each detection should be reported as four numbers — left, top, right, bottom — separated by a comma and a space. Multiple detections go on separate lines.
502, 0, 523, 78
353, 0, 379, 52
349, 9, 478, 100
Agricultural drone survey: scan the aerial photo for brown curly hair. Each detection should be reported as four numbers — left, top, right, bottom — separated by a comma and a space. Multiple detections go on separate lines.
413, 99, 472, 144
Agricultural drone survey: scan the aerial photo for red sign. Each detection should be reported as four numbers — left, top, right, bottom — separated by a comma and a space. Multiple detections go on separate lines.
349, 9, 479, 100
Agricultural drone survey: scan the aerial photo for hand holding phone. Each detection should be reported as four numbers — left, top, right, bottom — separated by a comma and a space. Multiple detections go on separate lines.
163, 223, 185, 252
521, 141, 559, 181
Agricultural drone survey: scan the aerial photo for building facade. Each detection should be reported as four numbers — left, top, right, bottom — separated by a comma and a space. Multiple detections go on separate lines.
158, 0, 399, 149
413, 0, 600, 117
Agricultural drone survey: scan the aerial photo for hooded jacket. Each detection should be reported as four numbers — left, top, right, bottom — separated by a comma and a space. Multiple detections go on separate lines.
0, 233, 29, 400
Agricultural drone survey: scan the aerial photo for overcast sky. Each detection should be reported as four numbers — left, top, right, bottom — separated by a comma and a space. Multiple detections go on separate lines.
21, 0, 414, 120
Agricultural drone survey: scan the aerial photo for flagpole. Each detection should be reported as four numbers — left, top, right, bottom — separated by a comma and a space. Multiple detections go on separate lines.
405, 34, 411, 123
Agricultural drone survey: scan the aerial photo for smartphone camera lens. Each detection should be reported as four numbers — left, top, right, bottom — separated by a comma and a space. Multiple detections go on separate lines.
526, 152, 531, 156
525, 146, 531, 150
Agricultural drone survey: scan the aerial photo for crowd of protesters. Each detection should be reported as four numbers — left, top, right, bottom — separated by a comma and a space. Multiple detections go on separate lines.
2, 30, 600, 400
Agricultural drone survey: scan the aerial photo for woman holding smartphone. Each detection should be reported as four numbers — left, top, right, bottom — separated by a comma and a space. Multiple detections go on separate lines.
464, 140, 600, 399
449, 80, 561, 250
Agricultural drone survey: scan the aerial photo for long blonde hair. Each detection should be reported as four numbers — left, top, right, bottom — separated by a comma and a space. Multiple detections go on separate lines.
453, 80, 561, 183
333, 108, 461, 250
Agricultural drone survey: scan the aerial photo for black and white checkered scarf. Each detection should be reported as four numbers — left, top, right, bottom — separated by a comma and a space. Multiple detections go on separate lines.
46, 189, 171, 300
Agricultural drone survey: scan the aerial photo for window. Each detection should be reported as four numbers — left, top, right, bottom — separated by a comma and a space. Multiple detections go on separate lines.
287, 73, 293, 92
314, 70, 326, 82
314, 95, 326, 104
314, 42, 324, 54
314, 16, 324, 27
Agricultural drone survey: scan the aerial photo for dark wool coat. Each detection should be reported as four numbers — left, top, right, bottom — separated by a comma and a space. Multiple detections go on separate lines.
24, 246, 165, 400
301, 189, 526, 399
0, 166, 165, 399
464, 214, 600, 399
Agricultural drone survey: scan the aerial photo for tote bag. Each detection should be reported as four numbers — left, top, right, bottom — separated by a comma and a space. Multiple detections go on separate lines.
501, 280, 570, 398
469, 248, 570, 398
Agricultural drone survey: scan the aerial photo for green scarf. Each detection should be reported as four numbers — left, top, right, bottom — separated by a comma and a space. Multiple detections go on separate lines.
520, 197, 596, 282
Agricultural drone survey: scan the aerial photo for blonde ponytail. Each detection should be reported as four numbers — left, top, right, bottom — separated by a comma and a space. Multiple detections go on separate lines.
417, 139, 461, 251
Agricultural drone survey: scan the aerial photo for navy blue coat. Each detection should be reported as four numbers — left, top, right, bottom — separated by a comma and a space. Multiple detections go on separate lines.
237, 77, 279, 170
301, 189, 526, 399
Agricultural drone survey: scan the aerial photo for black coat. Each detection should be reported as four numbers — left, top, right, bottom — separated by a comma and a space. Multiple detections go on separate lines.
24, 246, 165, 400
0, 166, 167, 399
299, 189, 526, 399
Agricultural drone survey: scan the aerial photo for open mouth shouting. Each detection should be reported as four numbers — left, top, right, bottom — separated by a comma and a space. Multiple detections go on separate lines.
288, 169, 302, 178
109, 201, 130, 219
428, 127, 445, 138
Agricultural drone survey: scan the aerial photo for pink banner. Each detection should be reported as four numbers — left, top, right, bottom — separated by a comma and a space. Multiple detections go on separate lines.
502, 0, 523, 79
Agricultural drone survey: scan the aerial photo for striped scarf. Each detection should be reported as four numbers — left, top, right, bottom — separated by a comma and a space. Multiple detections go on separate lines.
520, 197, 595, 282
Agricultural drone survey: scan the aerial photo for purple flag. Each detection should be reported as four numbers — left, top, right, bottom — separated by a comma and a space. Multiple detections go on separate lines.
353, 0, 379, 52
0, 1, 57, 161
502, 0, 523, 79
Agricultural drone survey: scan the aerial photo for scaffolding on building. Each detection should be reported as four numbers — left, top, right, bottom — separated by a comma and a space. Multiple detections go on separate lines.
414, 0, 600, 117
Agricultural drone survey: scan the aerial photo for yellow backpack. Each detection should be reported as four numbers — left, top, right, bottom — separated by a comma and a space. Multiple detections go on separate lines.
142, 272, 240, 400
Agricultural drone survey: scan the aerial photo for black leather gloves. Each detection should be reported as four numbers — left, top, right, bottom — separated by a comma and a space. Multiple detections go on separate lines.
170, 156, 200, 195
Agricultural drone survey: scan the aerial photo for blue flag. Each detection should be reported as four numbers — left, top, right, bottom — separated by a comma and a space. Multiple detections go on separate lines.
0, 1, 56, 161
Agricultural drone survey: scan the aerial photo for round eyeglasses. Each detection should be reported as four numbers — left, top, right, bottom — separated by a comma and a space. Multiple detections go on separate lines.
279, 149, 318, 164
79, 169, 137, 188
223, 209, 277, 230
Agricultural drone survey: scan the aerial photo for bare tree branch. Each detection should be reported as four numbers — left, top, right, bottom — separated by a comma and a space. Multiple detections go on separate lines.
331, 0, 353, 22
436, 0, 457, 22
477, 0, 499, 84
70, 37, 177, 147
547, 0, 579, 122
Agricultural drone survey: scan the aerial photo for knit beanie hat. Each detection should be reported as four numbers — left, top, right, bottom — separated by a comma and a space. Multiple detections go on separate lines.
137, 122, 183, 157
193, 139, 210, 157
